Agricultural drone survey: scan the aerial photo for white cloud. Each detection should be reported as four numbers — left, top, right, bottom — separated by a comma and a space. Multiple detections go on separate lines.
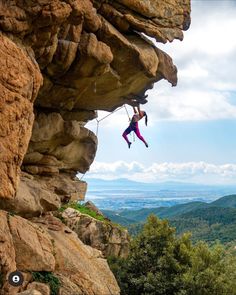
83, 161, 236, 185
179, 61, 209, 80
146, 1, 236, 121
88, 161, 145, 175
147, 87, 236, 121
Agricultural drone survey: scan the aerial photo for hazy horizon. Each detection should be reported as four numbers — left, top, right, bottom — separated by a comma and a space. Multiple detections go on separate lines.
84, 176, 236, 187
84, 177, 236, 211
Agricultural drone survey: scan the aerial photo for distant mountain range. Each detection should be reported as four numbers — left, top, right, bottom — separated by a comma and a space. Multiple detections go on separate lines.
86, 178, 236, 191
102, 194, 236, 244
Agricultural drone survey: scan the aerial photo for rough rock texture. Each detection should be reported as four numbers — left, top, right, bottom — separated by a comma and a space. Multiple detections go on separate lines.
62, 208, 130, 258
0, 34, 42, 201
57, 274, 84, 295
18, 291, 42, 295
85, 200, 104, 216
0, 171, 87, 217
104, 0, 190, 40
23, 111, 97, 175
26, 282, 50, 295
0, 0, 190, 210
32, 214, 120, 295
0, 0, 191, 294
9, 215, 55, 272
0, 211, 17, 295
0, 211, 120, 295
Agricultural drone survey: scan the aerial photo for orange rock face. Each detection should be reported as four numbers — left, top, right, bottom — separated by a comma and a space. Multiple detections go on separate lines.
0, 1, 191, 294
0, 34, 42, 200
62, 207, 130, 258
0, 0, 190, 203
0, 211, 120, 294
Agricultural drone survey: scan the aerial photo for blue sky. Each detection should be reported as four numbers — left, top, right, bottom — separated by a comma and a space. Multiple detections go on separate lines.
84, 0, 236, 185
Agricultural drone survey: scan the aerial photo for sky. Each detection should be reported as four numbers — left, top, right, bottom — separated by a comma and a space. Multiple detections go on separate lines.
83, 0, 236, 185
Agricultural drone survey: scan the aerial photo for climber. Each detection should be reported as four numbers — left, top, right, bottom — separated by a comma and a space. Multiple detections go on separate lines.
122, 105, 148, 148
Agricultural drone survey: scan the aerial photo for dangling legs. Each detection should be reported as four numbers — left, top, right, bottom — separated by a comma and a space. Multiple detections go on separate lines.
122, 126, 132, 148
134, 127, 148, 147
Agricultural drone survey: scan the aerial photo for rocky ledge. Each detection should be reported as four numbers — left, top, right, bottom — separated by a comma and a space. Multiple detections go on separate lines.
0, 211, 119, 295
60, 205, 130, 258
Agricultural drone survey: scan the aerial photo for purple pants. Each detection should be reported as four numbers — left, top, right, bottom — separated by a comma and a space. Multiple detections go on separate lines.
122, 122, 146, 144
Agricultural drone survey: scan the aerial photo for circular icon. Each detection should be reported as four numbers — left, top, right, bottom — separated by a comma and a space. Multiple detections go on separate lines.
8, 271, 24, 287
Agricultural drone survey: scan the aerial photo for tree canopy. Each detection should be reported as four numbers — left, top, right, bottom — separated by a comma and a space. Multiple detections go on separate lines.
109, 215, 236, 295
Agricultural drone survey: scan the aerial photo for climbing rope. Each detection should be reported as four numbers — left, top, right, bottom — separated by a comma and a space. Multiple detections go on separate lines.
95, 105, 125, 136
79, 104, 131, 180
79, 172, 86, 181
124, 104, 131, 122
124, 104, 135, 142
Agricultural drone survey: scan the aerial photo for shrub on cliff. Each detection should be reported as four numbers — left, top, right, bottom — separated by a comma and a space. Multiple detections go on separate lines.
109, 215, 236, 295
59, 202, 105, 221
31, 271, 61, 295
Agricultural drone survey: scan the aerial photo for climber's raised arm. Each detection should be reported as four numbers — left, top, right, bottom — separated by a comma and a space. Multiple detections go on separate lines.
133, 106, 138, 114
137, 105, 142, 117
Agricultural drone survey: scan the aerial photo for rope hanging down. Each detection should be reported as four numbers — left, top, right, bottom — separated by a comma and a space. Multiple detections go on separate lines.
124, 104, 131, 122
124, 104, 135, 142
79, 104, 130, 180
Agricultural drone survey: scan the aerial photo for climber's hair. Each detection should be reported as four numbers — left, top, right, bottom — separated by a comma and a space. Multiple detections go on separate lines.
143, 111, 148, 126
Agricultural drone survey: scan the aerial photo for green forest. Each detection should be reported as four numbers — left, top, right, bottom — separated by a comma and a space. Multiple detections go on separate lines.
103, 195, 236, 244
108, 215, 236, 295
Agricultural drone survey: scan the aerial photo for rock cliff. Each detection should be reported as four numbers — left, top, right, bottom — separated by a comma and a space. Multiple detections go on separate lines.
61, 207, 130, 258
0, 211, 120, 294
0, 0, 190, 294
